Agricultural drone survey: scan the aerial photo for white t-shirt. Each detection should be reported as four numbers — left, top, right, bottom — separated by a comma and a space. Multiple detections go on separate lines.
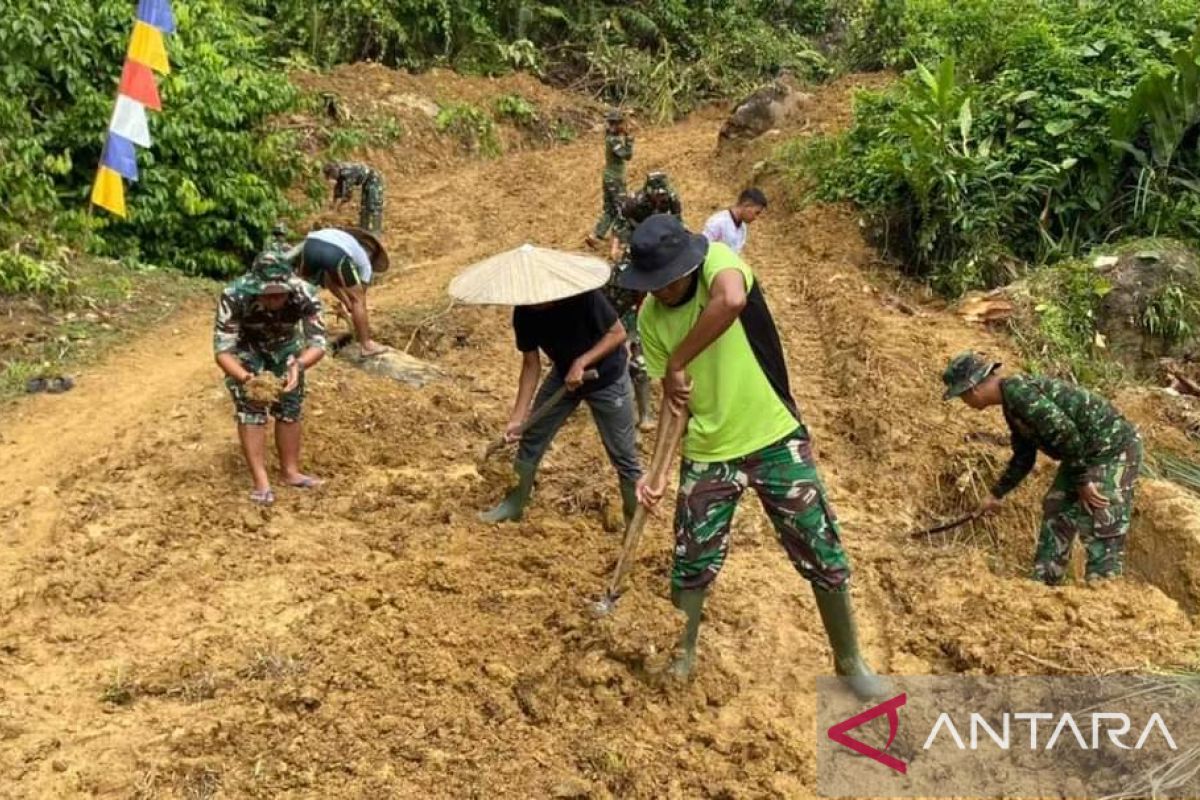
702, 209, 748, 253
307, 228, 373, 284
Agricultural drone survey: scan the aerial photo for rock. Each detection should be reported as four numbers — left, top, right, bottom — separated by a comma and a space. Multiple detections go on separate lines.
551, 778, 592, 798
482, 662, 516, 683
719, 75, 811, 146
1093, 241, 1200, 377
337, 346, 444, 387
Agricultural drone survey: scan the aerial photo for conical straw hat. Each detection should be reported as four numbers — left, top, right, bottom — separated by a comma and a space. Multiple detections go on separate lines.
449, 244, 611, 306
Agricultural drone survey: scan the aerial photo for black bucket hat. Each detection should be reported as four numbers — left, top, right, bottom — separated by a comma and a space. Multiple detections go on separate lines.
617, 214, 709, 293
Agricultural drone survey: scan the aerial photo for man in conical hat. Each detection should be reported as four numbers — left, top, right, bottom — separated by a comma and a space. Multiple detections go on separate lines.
480, 257, 643, 527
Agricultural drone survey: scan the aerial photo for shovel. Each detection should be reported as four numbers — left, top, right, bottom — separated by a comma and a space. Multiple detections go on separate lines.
481, 369, 598, 462
590, 404, 689, 617
907, 511, 980, 539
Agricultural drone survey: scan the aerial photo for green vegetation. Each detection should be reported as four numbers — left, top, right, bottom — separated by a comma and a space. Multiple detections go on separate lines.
248, 1, 829, 118
0, 248, 213, 399
435, 103, 502, 158
1009, 257, 1118, 385
494, 94, 539, 128
4, 0, 826, 282
790, 0, 1200, 296
2, 0, 306, 278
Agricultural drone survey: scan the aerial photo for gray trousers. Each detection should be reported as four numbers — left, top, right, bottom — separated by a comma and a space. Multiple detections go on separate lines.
517, 370, 642, 481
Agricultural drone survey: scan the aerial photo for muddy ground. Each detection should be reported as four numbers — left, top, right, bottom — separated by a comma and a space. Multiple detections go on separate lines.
1, 69, 1198, 799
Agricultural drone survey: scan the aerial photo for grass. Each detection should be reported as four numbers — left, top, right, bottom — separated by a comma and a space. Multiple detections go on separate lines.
100, 666, 139, 706
0, 253, 214, 401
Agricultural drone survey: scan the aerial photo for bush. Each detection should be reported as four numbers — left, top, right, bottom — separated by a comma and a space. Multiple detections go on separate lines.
1, 0, 307, 278
794, 2, 1200, 294
0, 251, 74, 299
435, 103, 501, 158
494, 94, 539, 128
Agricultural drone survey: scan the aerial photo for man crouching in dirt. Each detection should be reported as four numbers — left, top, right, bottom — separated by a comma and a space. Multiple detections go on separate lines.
214, 252, 327, 506
480, 288, 643, 526
619, 214, 886, 699
943, 352, 1143, 584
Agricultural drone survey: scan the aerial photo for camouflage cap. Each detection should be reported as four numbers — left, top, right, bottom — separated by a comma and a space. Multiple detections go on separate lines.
605, 108, 624, 123
271, 221, 288, 238
249, 251, 294, 295
942, 351, 1001, 400
645, 171, 670, 193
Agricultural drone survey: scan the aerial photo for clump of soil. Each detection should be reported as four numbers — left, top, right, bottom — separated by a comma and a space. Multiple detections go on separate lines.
245, 372, 283, 406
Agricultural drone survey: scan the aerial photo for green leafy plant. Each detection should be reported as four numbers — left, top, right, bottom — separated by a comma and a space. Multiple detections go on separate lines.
1142, 283, 1200, 343
0, 251, 74, 299
435, 103, 501, 157
1, 0, 306, 277
790, 3, 1200, 296
494, 93, 539, 128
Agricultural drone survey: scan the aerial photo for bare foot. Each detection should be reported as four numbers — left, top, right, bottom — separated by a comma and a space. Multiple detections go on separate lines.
359, 342, 389, 357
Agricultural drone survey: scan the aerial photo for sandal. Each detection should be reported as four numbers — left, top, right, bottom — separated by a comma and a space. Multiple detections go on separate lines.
285, 476, 324, 489
249, 488, 275, 506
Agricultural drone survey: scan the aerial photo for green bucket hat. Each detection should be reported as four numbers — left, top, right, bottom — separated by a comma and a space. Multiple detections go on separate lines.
942, 351, 1000, 400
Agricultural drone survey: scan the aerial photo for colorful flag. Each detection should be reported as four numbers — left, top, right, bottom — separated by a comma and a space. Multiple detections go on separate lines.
102, 133, 139, 182
136, 0, 176, 34
91, 167, 128, 217
110, 95, 152, 148
119, 60, 161, 111
127, 20, 170, 74
92, 5, 174, 217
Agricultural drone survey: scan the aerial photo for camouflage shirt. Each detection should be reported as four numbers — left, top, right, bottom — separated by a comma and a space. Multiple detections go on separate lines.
603, 133, 634, 180
329, 163, 380, 203
213, 275, 327, 357
993, 375, 1138, 497
614, 190, 684, 243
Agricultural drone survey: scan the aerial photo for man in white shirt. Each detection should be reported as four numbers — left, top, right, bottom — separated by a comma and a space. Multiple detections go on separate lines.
293, 227, 386, 356
701, 188, 768, 254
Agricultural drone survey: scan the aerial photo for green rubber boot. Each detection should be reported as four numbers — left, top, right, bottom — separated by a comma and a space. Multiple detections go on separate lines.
619, 478, 640, 528
633, 371, 655, 432
479, 461, 536, 523
669, 587, 707, 679
813, 587, 891, 700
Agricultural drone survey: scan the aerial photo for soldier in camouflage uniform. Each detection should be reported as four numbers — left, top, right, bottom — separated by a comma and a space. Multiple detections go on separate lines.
586, 109, 634, 248
603, 173, 684, 429
618, 214, 885, 699
943, 352, 1143, 584
603, 252, 654, 431
616, 171, 683, 238
214, 251, 328, 506
323, 162, 385, 234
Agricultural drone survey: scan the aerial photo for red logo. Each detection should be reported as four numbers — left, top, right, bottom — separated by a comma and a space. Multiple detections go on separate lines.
826, 693, 908, 774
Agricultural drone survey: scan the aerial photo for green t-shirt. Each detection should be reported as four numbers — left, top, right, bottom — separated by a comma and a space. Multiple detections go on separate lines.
638, 243, 798, 462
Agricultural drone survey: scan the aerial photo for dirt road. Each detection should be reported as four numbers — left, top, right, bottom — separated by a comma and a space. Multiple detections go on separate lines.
1, 74, 1196, 798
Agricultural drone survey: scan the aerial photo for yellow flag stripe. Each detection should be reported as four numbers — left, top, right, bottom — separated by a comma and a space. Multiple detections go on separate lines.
127, 20, 170, 74
91, 167, 127, 217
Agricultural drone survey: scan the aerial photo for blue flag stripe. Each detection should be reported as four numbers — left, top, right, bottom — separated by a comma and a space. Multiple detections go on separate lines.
136, 0, 176, 33
102, 132, 139, 182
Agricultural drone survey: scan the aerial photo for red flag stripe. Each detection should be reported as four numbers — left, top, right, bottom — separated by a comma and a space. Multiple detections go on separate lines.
118, 60, 161, 111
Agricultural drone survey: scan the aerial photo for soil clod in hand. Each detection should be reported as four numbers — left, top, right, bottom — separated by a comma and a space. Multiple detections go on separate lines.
245, 372, 283, 406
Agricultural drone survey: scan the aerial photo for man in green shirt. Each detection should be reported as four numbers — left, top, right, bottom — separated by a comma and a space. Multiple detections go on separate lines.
618, 214, 885, 698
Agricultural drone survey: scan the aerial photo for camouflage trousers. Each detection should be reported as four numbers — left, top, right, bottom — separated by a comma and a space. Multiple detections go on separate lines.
1033, 437, 1142, 585
224, 342, 305, 426
592, 174, 626, 239
360, 175, 384, 233
672, 427, 851, 592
